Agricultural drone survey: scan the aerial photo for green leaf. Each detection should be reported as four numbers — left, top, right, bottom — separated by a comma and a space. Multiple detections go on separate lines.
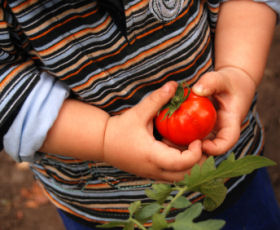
129, 201, 142, 217
151, 213, 168, 230
145, 183, 172, 204
124, 221, 135, 230
178, 157, 215, 187
175, 83, 185, 99
97, 221, 127, 228
201, 156, 216, 176
172, 196, 191, 209
176, 203, 203, 222
182, 155, 276, 191
135, 203, 162, 220
189, 164, 201, 183
200, 179, 227, 211
216, 155, 276, 179
170, 203, 225, 230
194, 219, 226, 230
226, 153, 235, 162
176, 155, 276, 211
162, 83, 190, 119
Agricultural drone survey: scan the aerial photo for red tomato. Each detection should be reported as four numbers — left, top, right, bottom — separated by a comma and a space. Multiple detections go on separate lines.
155, 86, 217, 146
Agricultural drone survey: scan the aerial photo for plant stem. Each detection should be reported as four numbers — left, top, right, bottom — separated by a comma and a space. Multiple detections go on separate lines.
162, 186, 188, 217
131, 218, 147, 230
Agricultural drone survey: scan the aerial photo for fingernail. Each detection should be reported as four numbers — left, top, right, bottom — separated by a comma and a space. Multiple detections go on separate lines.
193, 84, 204, 94
162, 83, 171, 93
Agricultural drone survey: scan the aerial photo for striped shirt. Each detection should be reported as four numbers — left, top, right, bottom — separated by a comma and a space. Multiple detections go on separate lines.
0, 0, 266, 224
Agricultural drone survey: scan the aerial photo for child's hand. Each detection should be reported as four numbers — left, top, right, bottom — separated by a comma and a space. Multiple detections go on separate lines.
192, 67, 257, 156
102, 82, 203, 182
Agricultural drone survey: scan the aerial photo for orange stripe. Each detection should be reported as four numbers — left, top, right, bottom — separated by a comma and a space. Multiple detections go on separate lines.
135, 0, 194, 41
72, 0, 199, 92
99, 35, 211, 108
43, 153, 86, 163
61, 60, 94, 80
38, 16, 111, 56
90, 208, 129, 213
208, 5, 220, 14
191, 195, 205, 204
43, 188, 100, 222
3, 0, 7, 9
31, 167, 48, 177
125, 0, 149, 16
11, 0, 36, 13
60, 0, 194, 81
43, 187, 130, 224
61, 41, 129, 81
241, 119, 250, 131
0, 21, 8, 27
0, 60, 33, 89
110, 57, 212, 116
29, 9, 98, 40
52, 175, 85, 185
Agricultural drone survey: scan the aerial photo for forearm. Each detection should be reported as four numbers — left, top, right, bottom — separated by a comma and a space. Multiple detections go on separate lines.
215, 0, 277, 87
40, 99, 109, 161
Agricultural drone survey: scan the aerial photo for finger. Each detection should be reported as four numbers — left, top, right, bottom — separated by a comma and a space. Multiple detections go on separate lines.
192, 72, 228, 97
150, 140, 202, 171
154, 153, 208, 182
155, 169, 190, 182
202, 115, 240, 155
162, 138, 187, 152
134, 81, 177, 120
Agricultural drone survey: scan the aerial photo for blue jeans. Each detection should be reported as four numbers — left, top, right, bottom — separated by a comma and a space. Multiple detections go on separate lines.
58, 168, 280, 230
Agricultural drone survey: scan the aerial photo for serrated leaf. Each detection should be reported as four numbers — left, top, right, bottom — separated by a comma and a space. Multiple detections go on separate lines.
172, 196, 191, 209
188, 164, 201, 186
216, 155, 276, 179
175, 155, 276, 212
182, 155, 276, 191
145, 183, 172, 204
227, 153, 235, 162
171, 203, 225, 230
176, 203, 203, 221
151, 213, 168, 230
200, 179, 227, 211
135, 203, 161, 220
201, 156, 216, 176
97, 221, 127, 228
129, 201, 141, 216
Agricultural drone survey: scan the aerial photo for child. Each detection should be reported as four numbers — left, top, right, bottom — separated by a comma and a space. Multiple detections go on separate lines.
1, 0, 279, 229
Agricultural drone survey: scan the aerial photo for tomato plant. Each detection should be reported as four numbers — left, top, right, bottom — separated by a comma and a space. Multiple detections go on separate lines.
155, 83, 217, 146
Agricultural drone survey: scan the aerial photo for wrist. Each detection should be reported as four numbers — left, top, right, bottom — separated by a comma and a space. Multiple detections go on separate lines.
100, 114, 111, 162
215, 65, 257, 91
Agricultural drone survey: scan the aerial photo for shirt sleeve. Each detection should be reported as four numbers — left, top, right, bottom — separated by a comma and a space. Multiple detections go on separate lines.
3, 72, 70, 162
221, 0, 280, 17
254, 0, 280, 16
0, 3, 41, 149
0, 3, 70, 162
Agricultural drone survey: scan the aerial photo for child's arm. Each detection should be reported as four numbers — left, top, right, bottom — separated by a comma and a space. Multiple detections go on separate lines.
193, 0, 277, 155
41, 81, 203, 182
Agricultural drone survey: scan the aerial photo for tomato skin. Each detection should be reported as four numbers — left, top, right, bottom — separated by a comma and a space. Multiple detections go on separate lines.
155, 89, 217, 146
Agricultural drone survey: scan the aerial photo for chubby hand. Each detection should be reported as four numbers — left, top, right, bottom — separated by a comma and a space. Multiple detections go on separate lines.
192, 67, 257, 156
102, 82, 203, 182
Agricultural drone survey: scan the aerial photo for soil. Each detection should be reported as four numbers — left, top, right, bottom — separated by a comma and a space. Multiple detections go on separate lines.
0, 27, 280, 230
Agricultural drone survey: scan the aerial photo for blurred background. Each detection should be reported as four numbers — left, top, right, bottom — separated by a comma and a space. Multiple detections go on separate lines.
0, 26, 279, 230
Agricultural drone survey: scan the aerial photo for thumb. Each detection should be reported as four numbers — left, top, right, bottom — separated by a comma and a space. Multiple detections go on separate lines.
192, 72, 227, 97
134, 81, 177, 120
